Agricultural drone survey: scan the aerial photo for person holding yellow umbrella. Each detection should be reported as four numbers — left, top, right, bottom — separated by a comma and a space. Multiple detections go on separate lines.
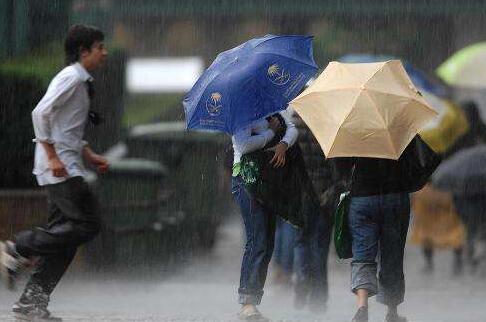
290, 60, 439, 322
339, 55, 470, 276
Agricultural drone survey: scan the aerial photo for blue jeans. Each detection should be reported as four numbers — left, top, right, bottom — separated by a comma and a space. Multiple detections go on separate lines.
274, 217, 297, 274
274, 211, 332, 306
348, 193, 410, 306
232, 176, 277, 305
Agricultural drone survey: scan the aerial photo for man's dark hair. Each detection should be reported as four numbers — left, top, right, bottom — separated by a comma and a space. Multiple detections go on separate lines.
64, 24, 104, 65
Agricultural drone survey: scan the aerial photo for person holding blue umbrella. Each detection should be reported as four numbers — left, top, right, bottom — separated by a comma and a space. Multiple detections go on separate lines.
183, 34, 318, 135
184, 34, 318, 321
232, 111, 298, 321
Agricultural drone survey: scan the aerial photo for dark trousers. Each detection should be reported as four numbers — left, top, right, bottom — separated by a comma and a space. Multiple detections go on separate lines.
453, 194, 486, 265
294, 211, 332, 306
274, 212, 332, 306
274, 218, 296, 274
15, 177, 101, 295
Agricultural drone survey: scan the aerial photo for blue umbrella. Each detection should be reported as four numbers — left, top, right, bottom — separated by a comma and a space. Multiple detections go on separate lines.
183, 34, 318, 134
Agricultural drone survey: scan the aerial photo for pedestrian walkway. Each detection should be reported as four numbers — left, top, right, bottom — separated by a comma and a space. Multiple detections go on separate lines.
1, 214, 485, 321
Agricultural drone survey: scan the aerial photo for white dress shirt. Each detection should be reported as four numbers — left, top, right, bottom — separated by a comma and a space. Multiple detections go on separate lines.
32, 63, 92, 186
232, 109, 299, 165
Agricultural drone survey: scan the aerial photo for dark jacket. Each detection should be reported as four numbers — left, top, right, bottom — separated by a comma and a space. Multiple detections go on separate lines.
241, 145, 318, 228
333, 157, 405, 197
239, 113, 319, 228
333, 136, 441, 197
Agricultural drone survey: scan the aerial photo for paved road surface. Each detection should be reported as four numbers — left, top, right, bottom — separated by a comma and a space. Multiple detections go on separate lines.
1, 215, 485, 321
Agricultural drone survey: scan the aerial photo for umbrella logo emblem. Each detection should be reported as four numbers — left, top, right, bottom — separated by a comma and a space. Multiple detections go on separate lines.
206, 92, 223, 116
268, 64, 290, 86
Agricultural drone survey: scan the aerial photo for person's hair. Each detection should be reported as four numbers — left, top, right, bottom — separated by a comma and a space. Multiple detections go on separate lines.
64, 24, 104, 65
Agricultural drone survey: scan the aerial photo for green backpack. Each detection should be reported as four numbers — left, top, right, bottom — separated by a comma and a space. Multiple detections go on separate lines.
334, 192, 353, 259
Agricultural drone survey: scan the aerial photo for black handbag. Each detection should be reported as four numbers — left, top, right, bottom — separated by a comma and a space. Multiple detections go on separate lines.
398, 135, 441, 193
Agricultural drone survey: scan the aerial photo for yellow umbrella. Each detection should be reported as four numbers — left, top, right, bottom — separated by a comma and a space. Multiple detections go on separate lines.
419, 92, 469, 154
289, 60, 438, 160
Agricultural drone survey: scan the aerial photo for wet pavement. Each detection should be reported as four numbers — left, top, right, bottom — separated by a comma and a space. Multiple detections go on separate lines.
1, 214, 485, 322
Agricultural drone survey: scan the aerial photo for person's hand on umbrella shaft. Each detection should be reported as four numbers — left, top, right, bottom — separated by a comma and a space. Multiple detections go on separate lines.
270, 142, 288, 168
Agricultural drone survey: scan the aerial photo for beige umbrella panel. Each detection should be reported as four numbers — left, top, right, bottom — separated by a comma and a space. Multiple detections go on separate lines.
290, 60, 437, 160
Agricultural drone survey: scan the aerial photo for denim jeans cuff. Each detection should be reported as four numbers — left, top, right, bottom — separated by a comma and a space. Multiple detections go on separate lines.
351, 282, 378, 297
238, 293, 262, 305
351, 262, 377, 296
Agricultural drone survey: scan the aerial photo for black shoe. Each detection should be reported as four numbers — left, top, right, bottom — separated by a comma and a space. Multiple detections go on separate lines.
352, 306, 368, 322
13, 285, 61, 321
0, 241, 28, 290
385, 312, 407, 322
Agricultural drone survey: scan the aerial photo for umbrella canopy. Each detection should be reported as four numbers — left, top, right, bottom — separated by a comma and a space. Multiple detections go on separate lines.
339, 54, 449, 98
339, 54, 466, 154
432, 144, 486, 195
183, 34, 318, 134
436, 42, 486, 88
289, 60, 437, 159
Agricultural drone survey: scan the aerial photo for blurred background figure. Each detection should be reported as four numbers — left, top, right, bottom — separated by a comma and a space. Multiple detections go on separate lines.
411, 101, 486, 275
271, 109, 334, 313
433, 144, 486, 274
445, 101, 486, 156
410, 185, 466, 275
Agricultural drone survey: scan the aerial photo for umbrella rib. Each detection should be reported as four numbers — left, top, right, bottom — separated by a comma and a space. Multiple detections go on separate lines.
254, 35, 317, 67
189, 59, 238, 104
365, 90, 398, 158
365, 86, 437, 116
336, 61, 384, 89
409, 97, 438, 114
327, 91, 362, 157
362, 63, 387, 88
295, 87, 360, 102
187, 69, 232, 121
296, 62, 386, 101
254, 52, 318, 69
